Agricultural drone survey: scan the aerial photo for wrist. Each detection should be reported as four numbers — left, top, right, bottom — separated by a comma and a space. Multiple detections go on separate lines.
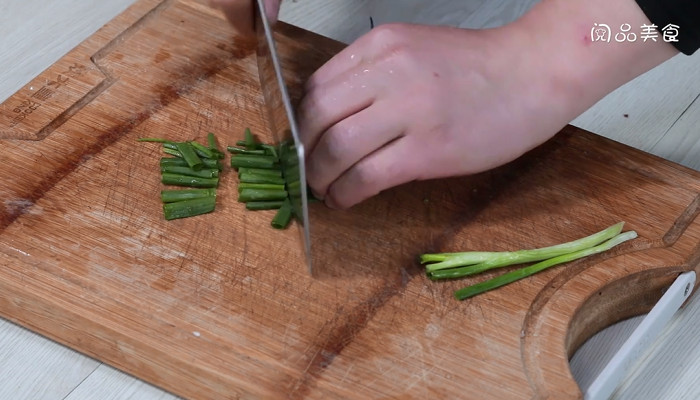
509, 0, 679, 123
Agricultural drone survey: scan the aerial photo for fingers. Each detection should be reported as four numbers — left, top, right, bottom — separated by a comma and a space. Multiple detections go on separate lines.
209, 0, 282, 36
262, 0, 281, 24
324, 135, 420, 210
305, 102, 405, 198
305, 24, 409, 90
297, 70, 378, 157
209, 0, 254, 36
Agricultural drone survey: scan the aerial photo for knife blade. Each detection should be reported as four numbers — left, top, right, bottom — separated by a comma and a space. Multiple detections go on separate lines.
254, 0, 313, 274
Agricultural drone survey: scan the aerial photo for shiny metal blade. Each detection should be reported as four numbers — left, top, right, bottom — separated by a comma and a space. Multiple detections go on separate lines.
254, 0, 312, 274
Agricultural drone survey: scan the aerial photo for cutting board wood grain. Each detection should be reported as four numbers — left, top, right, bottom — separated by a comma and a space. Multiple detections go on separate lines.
1, 0, 699, 399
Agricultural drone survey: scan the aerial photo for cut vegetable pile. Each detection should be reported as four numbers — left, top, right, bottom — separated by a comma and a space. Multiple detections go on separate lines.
138, 128, 309, 229
138, 133, 224, 220
140, 131, 637, 302
228, 128, 294, 229
420, 222, 637, 300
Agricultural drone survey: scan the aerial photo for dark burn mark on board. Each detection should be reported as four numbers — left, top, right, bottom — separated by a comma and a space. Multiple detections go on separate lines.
0, 39, 255, 232
288, 264, 423, 399
285, 130, 567, 398
153, 48, 172, 64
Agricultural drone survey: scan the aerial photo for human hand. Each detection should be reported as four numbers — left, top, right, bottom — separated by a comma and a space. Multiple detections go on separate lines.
297, 0, 677, 210
209, 0, 282, 37
297, 24, 568, 210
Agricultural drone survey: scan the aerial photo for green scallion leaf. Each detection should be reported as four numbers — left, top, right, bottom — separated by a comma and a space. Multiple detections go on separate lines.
453, 231, 637, 300
237, 188, 288, 202
161, 189, 216, 203
246, 200, 284, 211
271, 198, 293, 229
161, 173, 218, 188
175, 142, 203, 171
163, 196, 216, 220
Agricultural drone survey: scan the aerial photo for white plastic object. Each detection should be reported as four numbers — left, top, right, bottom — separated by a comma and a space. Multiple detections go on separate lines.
584, 271, 696, 400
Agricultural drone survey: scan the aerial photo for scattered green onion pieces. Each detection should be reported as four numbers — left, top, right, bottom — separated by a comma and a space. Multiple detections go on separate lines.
207, 132, 218, 151
238, 172, 285, 185
161, 189, 216, 203
190, 141, 216, 159
238, 188, 288, 202
237, 168, 282, 178
230, 155, 278, 169
261, 144, 278, 159
140, 134, 223, 220
271, 198, 292, 229
246, 200, 284, 211
160, 157, 221, 170
238, 183, 286, 192
137, 138, 175, 144
227, 146, 266, 155
244, 127, 257, 149
160, 165, 219, 179
162, 173, 219, 188
163, 197, 216, 220
175, 142, 203, 170
163, 148, 182, 158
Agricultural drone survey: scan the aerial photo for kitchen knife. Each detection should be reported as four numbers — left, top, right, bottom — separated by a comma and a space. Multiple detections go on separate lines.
254, 0, 313, 274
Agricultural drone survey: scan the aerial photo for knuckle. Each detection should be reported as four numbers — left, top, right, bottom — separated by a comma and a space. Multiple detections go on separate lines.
351, 160, 381, 193
298, 90, 327, 131
377, 43, 415, 71
324, 120, 359, 162
368, 23, 409, 51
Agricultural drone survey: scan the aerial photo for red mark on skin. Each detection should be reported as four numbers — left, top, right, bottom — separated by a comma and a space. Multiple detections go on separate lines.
583, 34, 591, 46
433, 72, 440, 78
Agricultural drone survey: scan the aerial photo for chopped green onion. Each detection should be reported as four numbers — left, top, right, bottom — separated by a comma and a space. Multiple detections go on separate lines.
206, 133, 225, 159
137, 138, 175, 144
160, 165, 219, 179
161, 189, 216, 203
286, 180, 302, 197
227, 146, 266, 155
237, 167, 282, 178
271, 198, 292, 229
239, 173, 285, 185
207, 132, 218, 151
238, 183, 285, 192
246, 200, 284, 211
163, 197, 216, 220
244, 127, 257, 149
261, 144, 279, 160
453, 231, 638, 300
190, 141, 216, 159
163, 148, 182, 158
237, 188, 288, 202
161, 173, 218, 188
175, 142, 203, 171
160, 157, 221, 170
230, 155, 278, 169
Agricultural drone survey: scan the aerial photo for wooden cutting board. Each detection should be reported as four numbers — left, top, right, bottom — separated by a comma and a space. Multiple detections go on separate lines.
1, 0, 699, 398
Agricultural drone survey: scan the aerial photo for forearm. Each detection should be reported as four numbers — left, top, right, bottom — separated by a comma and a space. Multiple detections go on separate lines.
509, 0, 679, 122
